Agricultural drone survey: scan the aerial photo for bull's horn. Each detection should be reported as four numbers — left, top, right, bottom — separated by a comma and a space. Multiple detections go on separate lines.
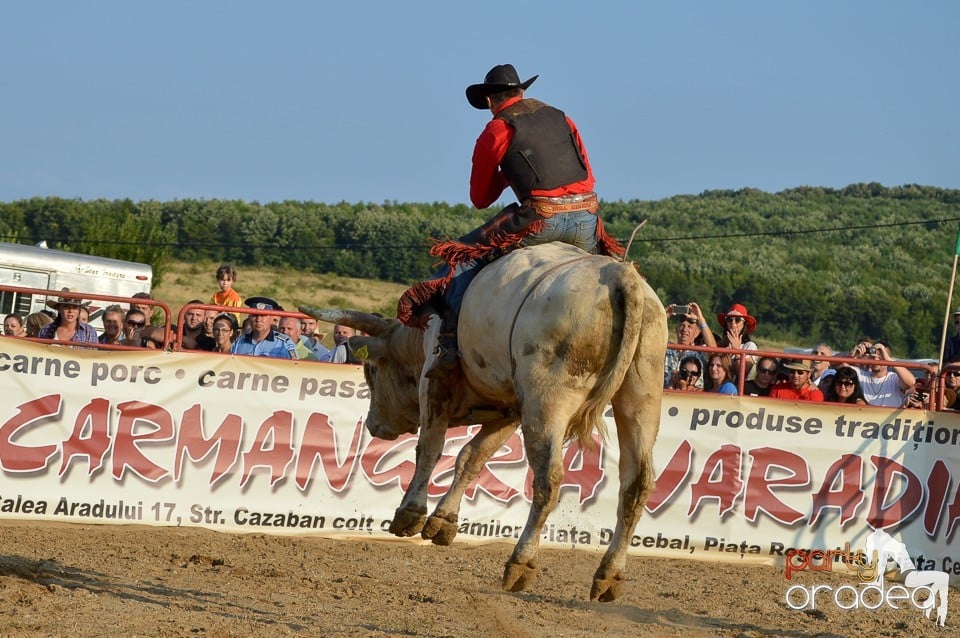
299, 307, 389, 336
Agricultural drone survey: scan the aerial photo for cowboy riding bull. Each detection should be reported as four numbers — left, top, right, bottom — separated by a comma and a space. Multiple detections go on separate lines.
302, 241, 666, 602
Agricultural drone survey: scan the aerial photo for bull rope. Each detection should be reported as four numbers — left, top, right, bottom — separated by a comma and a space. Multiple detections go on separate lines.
507, 255, 595, 374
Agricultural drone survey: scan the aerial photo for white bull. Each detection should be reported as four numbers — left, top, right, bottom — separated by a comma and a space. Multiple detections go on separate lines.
302, 242, 666, 602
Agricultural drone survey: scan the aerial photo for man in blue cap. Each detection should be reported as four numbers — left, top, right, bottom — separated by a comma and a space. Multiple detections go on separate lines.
231, 296, 296, 359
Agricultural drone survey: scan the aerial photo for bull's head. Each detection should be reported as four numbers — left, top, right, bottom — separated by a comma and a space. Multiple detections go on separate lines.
299, 307, 424, 440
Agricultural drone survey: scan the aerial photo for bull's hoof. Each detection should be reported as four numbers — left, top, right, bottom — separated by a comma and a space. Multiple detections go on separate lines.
388, 507, 426, 537
502, 558, 538, 593
421, 514, 458, 546
590, 569, 625, 602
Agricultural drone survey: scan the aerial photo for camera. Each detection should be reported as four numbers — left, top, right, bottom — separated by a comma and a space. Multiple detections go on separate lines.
916, 392, 929, 403
673, 304, 691, 316
678, 369, 696, 381
866, 346, 878, 356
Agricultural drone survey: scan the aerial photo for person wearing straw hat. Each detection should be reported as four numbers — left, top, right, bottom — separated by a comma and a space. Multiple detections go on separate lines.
400, 63, 624, 378
37, 288, 98, 345
769, 360, 824, 402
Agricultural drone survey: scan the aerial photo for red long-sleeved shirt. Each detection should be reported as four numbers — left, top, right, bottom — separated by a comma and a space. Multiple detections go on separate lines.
769, 382, 825, 402
469, 97, 596, 209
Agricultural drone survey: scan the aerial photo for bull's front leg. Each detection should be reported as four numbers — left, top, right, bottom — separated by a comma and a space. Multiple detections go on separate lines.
422, 418, 518, 545
388, 376, 450, 537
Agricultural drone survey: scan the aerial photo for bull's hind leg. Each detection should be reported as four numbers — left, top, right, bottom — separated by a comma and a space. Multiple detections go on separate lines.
502, 408, 568, 593
422, 419, 518, 545
591, 359, 662, 602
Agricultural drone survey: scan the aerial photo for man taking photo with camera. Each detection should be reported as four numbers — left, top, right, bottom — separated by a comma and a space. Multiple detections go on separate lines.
663, 301, 717, 388
850, 338, 916, 407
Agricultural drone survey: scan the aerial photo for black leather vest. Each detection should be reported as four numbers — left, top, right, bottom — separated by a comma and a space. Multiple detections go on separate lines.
496, 99, 588, 201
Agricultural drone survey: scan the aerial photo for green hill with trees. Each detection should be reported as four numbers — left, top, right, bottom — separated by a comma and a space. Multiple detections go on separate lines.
2, 183, 958, 357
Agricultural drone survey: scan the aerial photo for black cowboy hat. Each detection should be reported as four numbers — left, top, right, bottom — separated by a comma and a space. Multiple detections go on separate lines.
466, 64, 538, 110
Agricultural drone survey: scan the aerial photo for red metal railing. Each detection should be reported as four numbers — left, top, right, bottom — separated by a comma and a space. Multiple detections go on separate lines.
0, 284, 172, 351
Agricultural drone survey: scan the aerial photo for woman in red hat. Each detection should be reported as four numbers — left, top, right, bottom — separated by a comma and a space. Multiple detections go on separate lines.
715, 303, 759, 379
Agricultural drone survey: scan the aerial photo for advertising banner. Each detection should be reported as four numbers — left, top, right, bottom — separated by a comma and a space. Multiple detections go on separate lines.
1, 339, 958, 583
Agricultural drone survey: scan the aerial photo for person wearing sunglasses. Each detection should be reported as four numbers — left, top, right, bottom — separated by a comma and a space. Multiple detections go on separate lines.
822, 366, 868, 405
769, 360, 824, 402
668, 355, 704, 392
744, 356, 780, 397
941, 364, 960, 409
663, 301, 716, 388
121, 308, 147, 346
714, 303, 758, 380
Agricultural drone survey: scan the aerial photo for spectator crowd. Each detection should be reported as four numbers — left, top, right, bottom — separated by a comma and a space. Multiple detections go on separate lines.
0, 263, 360, 365
4, 273, 960, 409
664, 300, 956, 410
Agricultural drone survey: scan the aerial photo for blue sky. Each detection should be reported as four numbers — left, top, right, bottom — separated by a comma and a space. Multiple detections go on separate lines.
2, 1, 956, 206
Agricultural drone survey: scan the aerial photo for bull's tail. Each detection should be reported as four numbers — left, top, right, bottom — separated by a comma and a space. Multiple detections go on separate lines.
567, 263, 647, 449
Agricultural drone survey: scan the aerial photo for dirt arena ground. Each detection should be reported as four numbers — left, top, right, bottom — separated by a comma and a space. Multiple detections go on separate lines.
0, 520, 954, 637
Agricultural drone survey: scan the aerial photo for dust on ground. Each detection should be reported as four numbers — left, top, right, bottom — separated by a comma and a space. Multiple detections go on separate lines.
0, 520, 954, 637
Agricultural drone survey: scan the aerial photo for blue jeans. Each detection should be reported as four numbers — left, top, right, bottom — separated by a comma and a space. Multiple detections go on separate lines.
444, 210, 599, 323
521, 210, 599, 253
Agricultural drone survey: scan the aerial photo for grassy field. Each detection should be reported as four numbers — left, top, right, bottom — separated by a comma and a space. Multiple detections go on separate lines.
153, 260, 409, 346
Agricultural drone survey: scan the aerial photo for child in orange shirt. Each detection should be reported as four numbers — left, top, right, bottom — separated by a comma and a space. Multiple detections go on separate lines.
211, 263, 242, 309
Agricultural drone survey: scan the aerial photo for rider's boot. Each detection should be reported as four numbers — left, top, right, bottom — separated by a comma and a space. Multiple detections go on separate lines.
425, 330, 460, 379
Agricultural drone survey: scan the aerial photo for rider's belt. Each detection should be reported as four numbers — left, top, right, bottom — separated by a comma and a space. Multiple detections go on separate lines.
523, 192, 599, 218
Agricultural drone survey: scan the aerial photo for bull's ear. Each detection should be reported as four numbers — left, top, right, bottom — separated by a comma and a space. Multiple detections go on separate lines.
347, 335, 385, 362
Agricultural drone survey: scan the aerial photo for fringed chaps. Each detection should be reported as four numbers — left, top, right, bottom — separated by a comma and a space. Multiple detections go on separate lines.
396, 203, 623, 328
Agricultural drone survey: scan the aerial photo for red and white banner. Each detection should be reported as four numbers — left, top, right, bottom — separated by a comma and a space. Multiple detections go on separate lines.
1, 339, 959, 582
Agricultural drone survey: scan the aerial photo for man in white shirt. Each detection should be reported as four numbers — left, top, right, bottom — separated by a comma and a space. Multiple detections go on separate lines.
279, 316, 318, 361
850, 339, 915, 407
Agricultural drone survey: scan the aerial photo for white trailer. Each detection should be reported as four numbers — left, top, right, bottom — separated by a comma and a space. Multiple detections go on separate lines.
0, 241, 152, 331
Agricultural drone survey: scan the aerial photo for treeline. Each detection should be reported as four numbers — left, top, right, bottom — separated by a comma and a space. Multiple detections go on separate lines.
2, 183, 959, 357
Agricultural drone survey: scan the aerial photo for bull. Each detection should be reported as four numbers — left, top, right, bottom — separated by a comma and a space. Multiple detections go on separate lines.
302, 242, 666, 602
